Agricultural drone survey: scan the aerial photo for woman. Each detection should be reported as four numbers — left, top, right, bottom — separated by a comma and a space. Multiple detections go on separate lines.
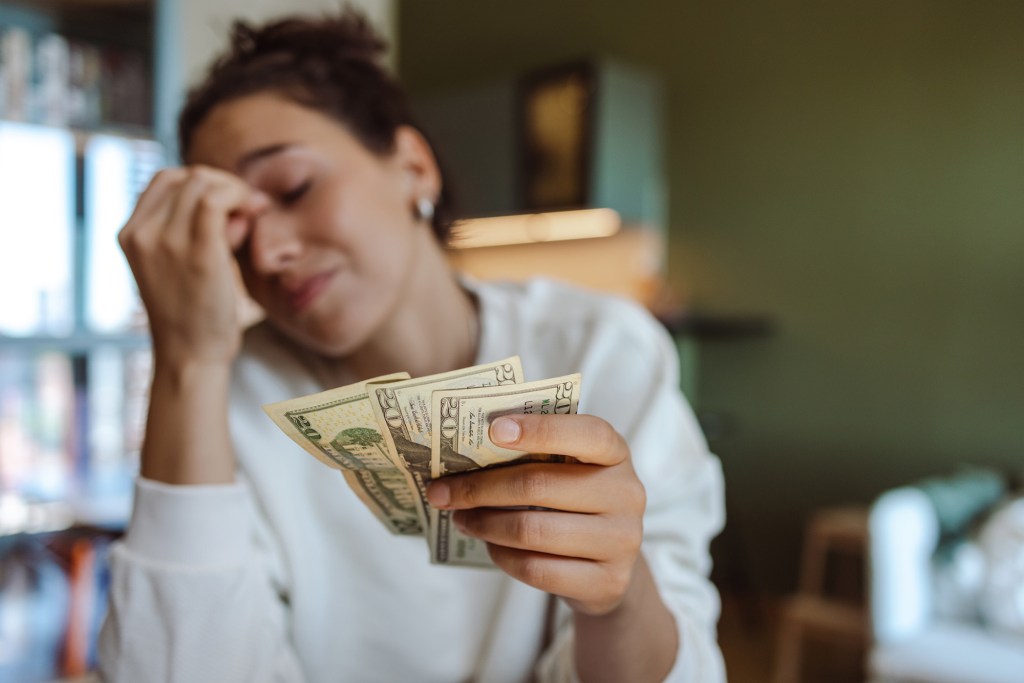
100, 10, 725, 683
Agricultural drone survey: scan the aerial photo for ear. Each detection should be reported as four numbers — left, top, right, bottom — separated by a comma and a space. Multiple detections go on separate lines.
392, 125, 442, 209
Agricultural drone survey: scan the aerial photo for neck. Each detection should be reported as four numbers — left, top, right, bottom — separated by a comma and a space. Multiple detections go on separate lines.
341, 230, 478, 382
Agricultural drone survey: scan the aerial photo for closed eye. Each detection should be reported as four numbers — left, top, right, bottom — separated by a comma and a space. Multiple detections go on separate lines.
280, 180, 312, 206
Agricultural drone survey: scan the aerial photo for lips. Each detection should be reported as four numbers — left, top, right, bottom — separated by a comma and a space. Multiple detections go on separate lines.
283, 270, 336, 313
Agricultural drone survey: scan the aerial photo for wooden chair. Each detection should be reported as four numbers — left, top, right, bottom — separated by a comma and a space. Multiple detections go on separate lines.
773, 506, 870, 683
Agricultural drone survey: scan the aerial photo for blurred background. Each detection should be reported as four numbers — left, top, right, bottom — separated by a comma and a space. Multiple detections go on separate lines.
0, 1, 1021, 682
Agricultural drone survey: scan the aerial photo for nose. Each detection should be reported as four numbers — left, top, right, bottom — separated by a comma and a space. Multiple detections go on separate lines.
247, 212, 302, 275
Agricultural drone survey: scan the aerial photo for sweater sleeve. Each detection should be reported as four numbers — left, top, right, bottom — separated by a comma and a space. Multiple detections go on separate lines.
535, 303, 727, 683
98, 477, 307, 683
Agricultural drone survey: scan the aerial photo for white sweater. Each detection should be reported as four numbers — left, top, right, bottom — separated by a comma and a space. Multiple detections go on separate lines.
99, 278, 726, 683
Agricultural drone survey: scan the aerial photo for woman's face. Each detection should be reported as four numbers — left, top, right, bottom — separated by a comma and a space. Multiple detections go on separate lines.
187, 92, 438, 356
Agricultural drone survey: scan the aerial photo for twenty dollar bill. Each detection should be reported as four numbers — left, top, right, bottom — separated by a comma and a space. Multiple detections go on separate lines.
367, 357, 524, 536
263, 374, 424, 535
429, 374, 582, 565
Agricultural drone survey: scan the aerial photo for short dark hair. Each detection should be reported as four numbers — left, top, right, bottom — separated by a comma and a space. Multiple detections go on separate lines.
177, 9, 455, 241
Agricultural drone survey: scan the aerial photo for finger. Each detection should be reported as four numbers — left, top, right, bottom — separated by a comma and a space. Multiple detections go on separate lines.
130, 167, 189, 226
119, 168, 188, 253
454, 508, 640, 562
191, 176, 269, 251
163, 170, 213, 250
489, 414, 629, 467
428, 462, 644, 514
486, 545, 631, 615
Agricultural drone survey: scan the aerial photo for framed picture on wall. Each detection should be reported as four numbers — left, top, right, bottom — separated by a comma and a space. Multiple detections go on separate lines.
517, 61, 595, 211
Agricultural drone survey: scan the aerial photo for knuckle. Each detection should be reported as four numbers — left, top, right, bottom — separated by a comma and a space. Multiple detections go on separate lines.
516, 469, 550, 502
604, 564, 631, 599
631, 479, 647, 513
594, 417, 617, 443
196, 193, 221, 214
184, 170, 211, 194
153, 167, 185, 185
120, 227, 146, 253
187, 164, 217, 182
622, 521, 644, 556
193, 165, 247, 195
453, 476, 478, 507
534, 415, 558, 445
603, 516, 641, 558
516, 555, 548, 586
511, 514, 543, 548
615, 565, 633, 594
593, 419, 624, 457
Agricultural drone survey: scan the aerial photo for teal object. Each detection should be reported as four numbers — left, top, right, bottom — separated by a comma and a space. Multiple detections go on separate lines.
915, 468, 1007, 558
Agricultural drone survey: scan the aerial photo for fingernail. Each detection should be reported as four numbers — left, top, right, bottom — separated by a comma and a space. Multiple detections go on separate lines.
452, 512, 467, 532
250, 191, 271, 209
490, 417, 521, 445
427, 480, 450, 508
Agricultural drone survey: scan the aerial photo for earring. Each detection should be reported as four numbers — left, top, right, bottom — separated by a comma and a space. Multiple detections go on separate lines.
416, 197, 435, 223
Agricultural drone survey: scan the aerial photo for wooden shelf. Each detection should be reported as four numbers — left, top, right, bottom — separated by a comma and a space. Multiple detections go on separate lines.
657, 310, 775, 340
0, 493, 130, 542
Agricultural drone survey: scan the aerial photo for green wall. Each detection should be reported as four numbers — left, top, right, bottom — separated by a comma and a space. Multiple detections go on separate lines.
400, 0, 1024, 590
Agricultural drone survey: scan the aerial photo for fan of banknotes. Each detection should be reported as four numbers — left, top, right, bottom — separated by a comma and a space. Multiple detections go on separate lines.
263, 357, 581, 567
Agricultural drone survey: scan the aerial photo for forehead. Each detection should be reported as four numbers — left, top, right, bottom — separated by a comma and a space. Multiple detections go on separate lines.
186, 93, 355, 171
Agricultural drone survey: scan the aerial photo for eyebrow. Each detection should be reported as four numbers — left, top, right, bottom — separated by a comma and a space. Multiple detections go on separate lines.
236, 143, 296, 172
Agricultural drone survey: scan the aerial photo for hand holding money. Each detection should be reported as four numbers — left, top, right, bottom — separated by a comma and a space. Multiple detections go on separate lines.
426, 413, 647, 617
262, 357, 652, 604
